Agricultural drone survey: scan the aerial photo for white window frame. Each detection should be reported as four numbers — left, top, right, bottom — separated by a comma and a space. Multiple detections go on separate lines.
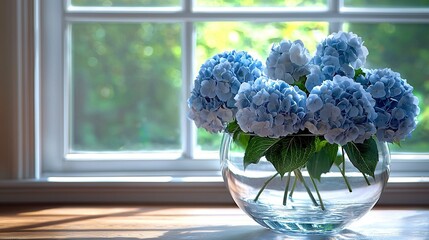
2, 0, 428, 204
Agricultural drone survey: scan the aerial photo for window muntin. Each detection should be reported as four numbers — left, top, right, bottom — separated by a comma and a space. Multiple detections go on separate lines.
70, 0, 181, 7
195, 0, 327, 8
343, 0, 429, 8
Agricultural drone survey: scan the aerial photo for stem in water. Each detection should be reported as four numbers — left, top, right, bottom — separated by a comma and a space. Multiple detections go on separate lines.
309, 175, 325, 211
340, 148, 353, 192
362, 173, 371, 186
283, 172, 292, 206
254, 173, 279, 202
294, 169, 319, 207
289, 174, 298, 198
336, 165, 353, 192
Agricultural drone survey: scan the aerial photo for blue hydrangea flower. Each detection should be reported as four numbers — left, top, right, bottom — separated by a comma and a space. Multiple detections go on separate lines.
313, 31, 369, 79
305, 65, 326, 92
305, 75, 377, 145
234, 77, 307, 138
266, 40, 311, 84
356, 68, 420, 142
188, 50, 264, 133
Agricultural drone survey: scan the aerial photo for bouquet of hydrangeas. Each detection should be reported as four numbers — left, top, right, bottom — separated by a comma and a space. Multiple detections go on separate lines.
188, 31, 420, 210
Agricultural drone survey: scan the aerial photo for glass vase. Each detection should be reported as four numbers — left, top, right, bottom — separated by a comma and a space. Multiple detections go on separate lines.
220, 133, 390, 234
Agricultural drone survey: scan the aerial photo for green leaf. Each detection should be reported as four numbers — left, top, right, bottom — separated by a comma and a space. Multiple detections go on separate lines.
292, 76, 309, 94
226, 120, 251, 150
343, 138, 379, 178
265, 136, 316, 177
233, 131, 251, 150
307, 143, 339, 181
334, 155, 343, 166
226, 120, 239, 134
393, 140, 401, 147
315, 137, 328, 152
354, 68, 365, 79
243, 137, 281, 169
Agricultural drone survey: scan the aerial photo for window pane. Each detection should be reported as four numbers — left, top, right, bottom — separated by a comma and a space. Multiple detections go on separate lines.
71, 23, 181, 152
344, 0, 429, 8
195, 0, 326, 8
71, 0, 180, 7
195, 22, 328, 151
344, 23, 429, 153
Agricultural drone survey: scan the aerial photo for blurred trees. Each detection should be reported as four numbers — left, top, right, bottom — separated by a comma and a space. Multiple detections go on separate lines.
72, 23, 181, 151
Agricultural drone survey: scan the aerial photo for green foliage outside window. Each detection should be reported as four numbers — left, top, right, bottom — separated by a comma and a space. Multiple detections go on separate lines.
71, 23, 181, 151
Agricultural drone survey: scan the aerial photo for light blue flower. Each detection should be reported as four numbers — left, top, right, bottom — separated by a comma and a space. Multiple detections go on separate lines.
313, 31, 368, 79
188, 50, 264, 133
235, 77, 307, 138
305, 75, 377, 145
266, 40, 311, 84
356, 68, 420, 142
305, 65, 326, 92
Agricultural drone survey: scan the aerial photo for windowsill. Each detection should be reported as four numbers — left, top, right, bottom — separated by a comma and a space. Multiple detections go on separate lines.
0, 173, 428, 205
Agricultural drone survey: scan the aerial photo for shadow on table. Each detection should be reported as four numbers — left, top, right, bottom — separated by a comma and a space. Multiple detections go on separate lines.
145, 226, 370, 240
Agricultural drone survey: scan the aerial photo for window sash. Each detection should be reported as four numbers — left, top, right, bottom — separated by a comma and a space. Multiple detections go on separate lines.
39, 0, 429, 175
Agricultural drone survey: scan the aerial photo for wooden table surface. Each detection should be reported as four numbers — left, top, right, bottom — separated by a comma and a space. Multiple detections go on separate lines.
0, 205, 428, 239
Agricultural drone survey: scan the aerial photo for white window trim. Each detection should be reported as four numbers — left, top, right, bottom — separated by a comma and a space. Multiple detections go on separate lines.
2, 0, 428, 205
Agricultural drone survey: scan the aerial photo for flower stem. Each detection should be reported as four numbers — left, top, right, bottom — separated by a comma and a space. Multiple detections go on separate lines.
294, 169, 319, 207
309, 175, 325, 211
283, 172, 292, 206
362, 173, 371, 186
336, 165, 353, 192
289, 175, 298, 198
340, 148, 353, 192
254, 173, 279, 202
341, 148, 346, 176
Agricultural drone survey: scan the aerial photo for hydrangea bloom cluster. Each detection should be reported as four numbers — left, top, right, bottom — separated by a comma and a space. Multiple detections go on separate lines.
356, 68, 420, 142
188, 50, 264, 133
188, 32, 420, 146
313, 31, 369, 79
266, 40, 311, 84
234, 77, 307, 138
305, 75, 377, 145
305, 65, 325, 92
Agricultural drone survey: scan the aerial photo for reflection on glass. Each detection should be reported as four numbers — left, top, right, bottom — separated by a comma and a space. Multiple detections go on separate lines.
196, 0, 326, 7
71, 0, 180, 7
71, 23, 181, 151
344, 0, 429, 8
345, 23, 429, 152
195, 22, 328, 151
